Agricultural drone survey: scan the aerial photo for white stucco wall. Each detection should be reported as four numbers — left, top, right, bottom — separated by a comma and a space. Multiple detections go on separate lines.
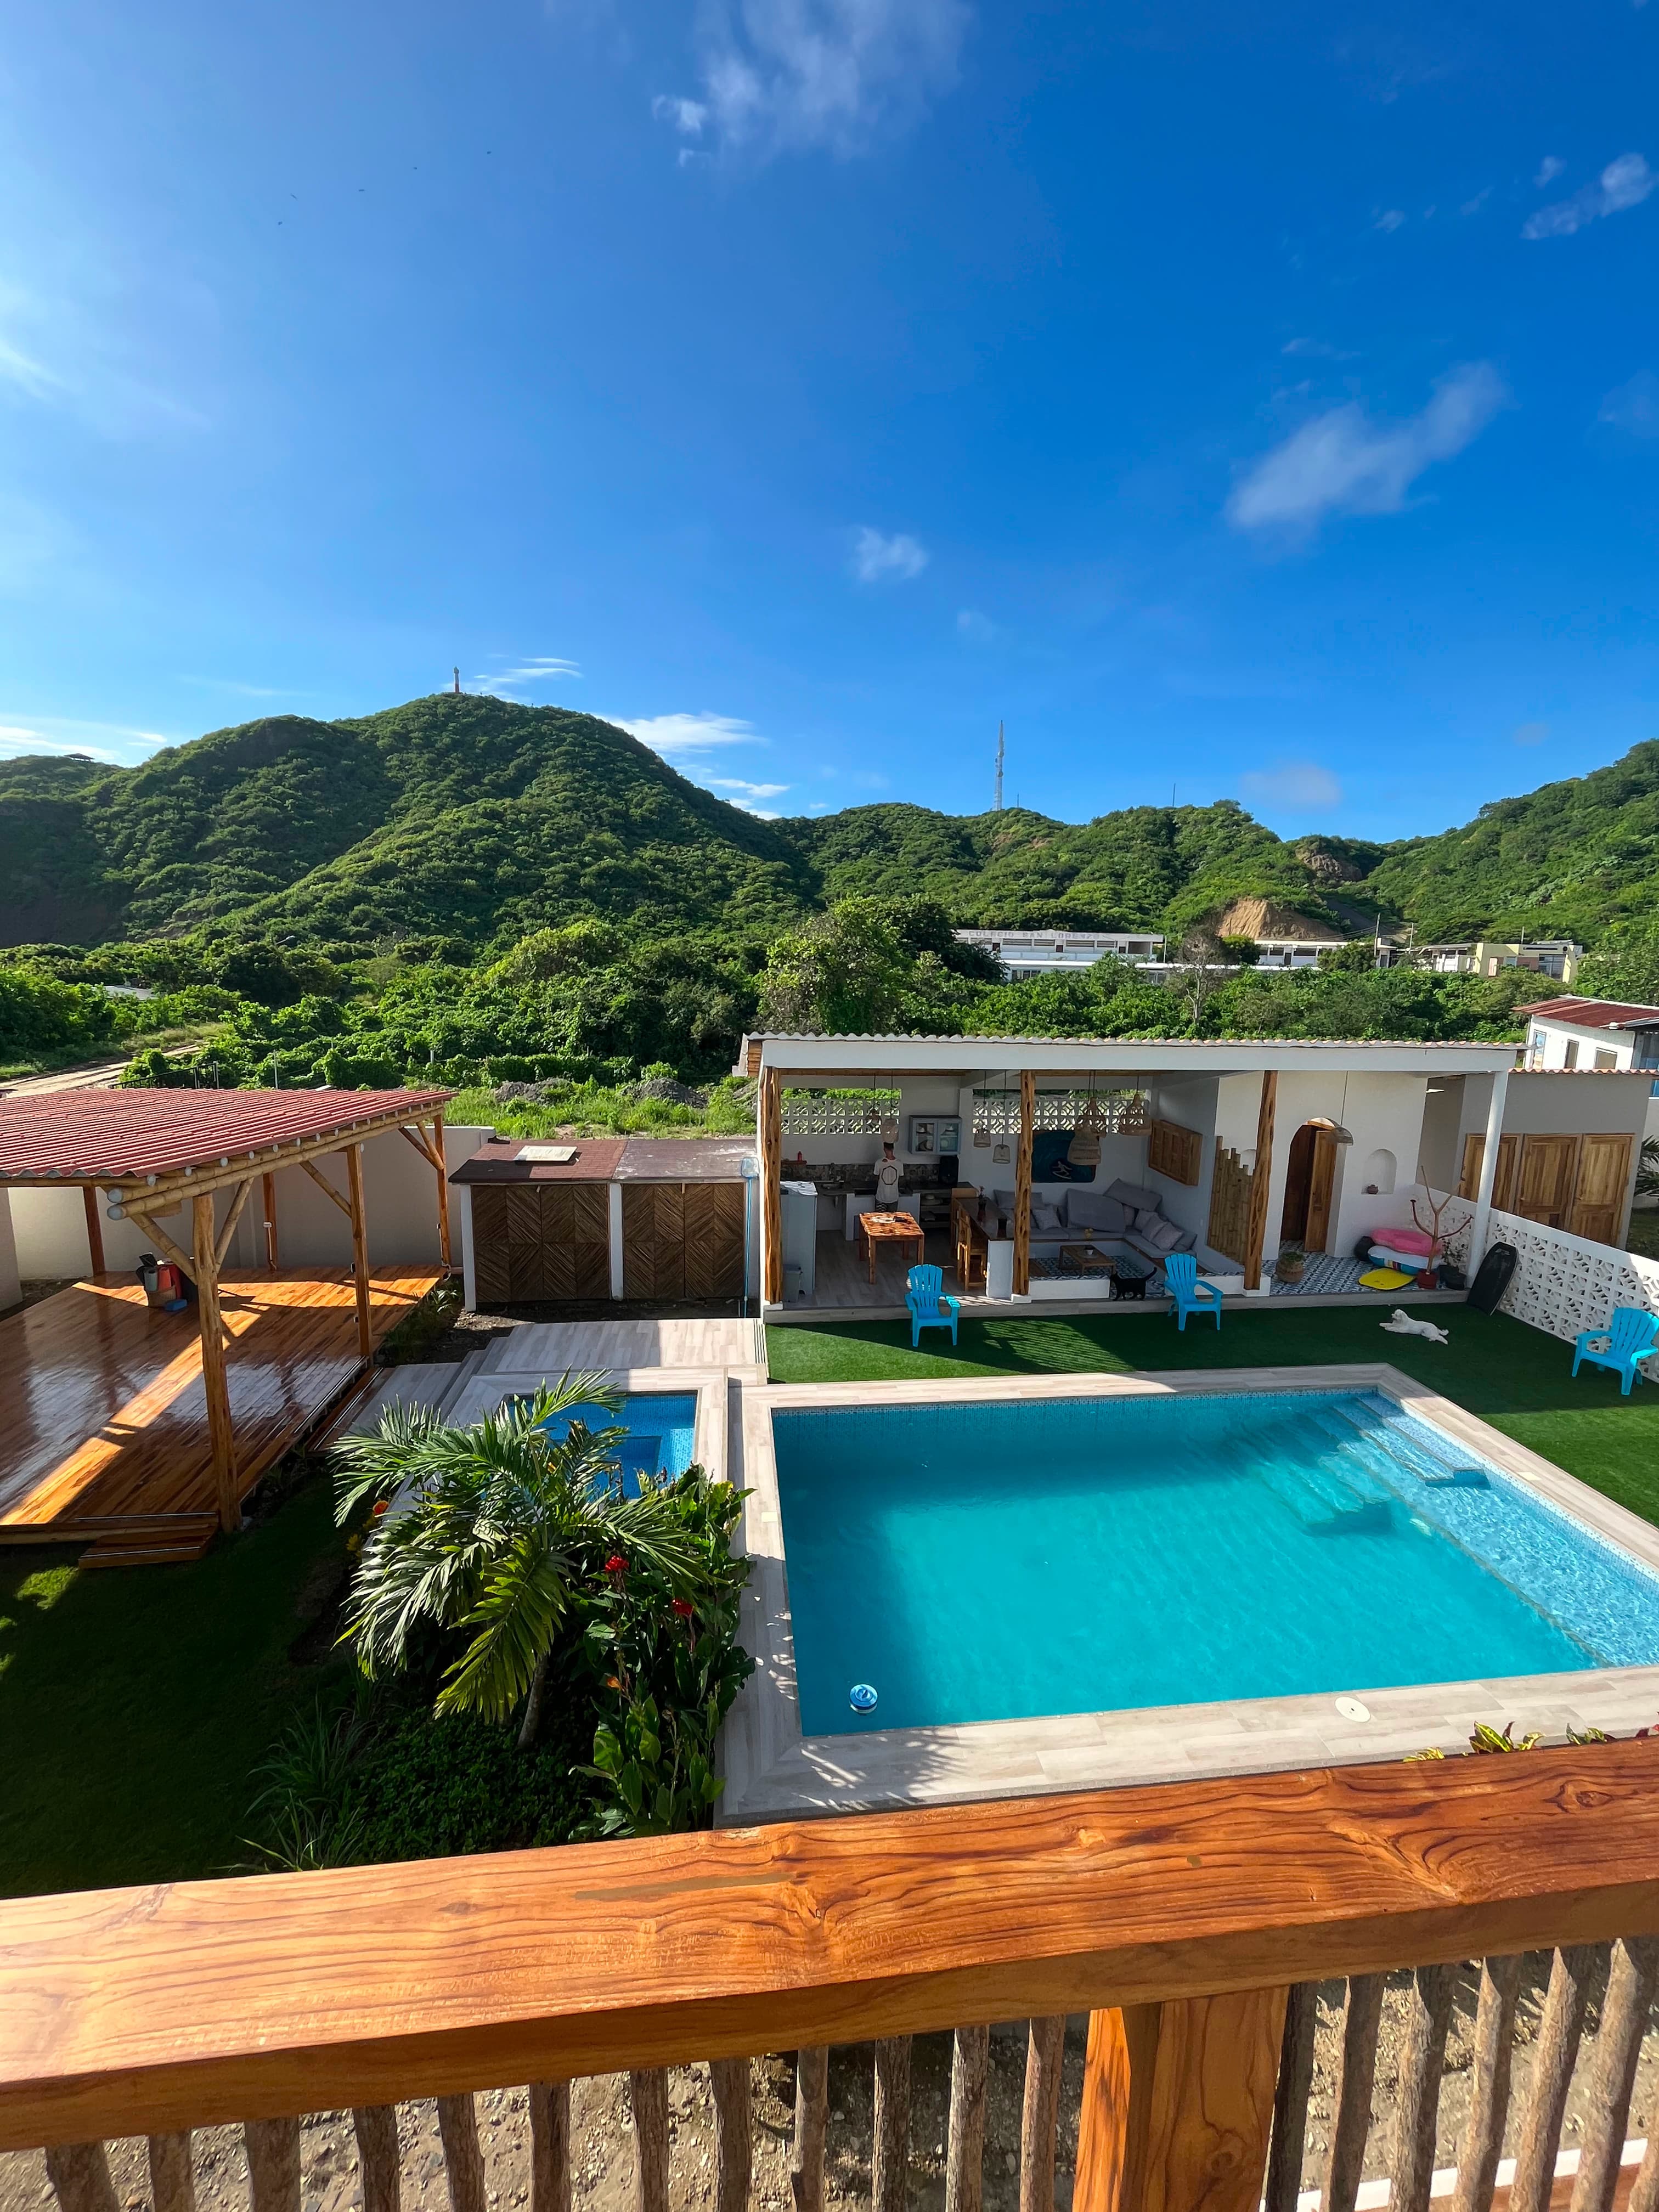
1526, 1017, 1637, 1071
6, 1123, 493, 1283
0, 1190, 19, 1313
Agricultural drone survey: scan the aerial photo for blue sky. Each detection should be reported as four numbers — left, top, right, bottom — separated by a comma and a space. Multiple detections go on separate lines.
2, 0, 1657, 843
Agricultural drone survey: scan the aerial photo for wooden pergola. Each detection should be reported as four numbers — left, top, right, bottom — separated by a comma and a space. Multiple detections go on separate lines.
0, 1089, 452, 1536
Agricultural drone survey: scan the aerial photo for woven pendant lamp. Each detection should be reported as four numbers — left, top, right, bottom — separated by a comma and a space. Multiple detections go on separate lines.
1066, 1078, 1105, 1167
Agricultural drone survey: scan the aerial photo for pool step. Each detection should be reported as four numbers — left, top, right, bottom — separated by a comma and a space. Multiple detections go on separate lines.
1246, 1423, 1395, 1534
1347, 1395, 1491, 1487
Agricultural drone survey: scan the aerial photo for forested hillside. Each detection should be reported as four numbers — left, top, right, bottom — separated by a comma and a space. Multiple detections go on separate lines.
1, 691, 1652, 1092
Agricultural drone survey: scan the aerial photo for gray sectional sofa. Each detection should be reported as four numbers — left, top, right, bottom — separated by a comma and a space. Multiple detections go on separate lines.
990, 1176, 1199, 1272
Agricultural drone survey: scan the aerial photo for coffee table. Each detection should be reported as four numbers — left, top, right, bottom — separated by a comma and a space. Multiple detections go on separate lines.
1059, 1242, 1114, 1277
857, 1209, 924, 1283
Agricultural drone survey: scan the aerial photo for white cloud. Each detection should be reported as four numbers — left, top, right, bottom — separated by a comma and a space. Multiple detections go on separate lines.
955, 608, 1000, 642
614, 710, 762, 756
1460, 187, 1492, 217
1238, 761, 1344, 813
1598, 369, 1659, 439
1282, 336, 1356, 359
851, 525, 928, 582
0, 715, 173, 764
702, 774, 790, 816
1523, 153, 1654, 239
1373, 208, 1406, 233
661, 0, 969, 160
1514, 720, 1550, 747
652, 95, 708, 135
1534, 155, 1566, 188
473, 655, 582, 692
1226, 362, 1506, 537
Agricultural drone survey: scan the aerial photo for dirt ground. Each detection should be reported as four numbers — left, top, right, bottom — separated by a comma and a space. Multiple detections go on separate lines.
5, 1965, 1657, 2212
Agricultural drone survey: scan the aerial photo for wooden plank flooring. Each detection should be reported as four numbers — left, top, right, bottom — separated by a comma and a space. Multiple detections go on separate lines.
0, 1267, 441, 1549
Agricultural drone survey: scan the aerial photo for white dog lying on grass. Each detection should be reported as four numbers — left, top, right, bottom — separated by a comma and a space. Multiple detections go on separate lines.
1380, 1308, 1450, 1344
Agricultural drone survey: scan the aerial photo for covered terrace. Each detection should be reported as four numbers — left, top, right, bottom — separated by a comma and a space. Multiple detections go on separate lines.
0, 1088, 453, 1565
742, 1032, 1520, 1319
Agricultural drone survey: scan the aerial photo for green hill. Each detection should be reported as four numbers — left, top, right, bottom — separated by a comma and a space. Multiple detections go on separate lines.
4, 693, 1658, 961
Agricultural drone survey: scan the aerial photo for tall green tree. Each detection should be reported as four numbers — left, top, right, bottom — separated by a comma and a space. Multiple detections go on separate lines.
758, 896, 915, 1033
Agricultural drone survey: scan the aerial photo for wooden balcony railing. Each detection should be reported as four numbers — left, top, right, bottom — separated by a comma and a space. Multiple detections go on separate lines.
7, 1745, 1659, 2212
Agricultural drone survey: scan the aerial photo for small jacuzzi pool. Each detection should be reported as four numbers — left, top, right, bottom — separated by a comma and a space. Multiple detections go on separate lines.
514, 1391, 698, 1495
771, 1389, 1659, 1736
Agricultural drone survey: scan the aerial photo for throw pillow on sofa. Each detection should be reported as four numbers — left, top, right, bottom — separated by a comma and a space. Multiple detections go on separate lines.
1068, 1190, 1127, 1235
1107, 1178, 1163, 1215
1031, 1201, 1064, 1233
1145, 1217, 1184, 1252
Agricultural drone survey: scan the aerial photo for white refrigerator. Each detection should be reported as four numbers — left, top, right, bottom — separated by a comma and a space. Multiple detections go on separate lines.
780, 1180, 818, 1297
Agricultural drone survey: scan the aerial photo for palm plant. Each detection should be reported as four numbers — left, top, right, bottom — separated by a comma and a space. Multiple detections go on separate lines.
333, 1374, 703, 1749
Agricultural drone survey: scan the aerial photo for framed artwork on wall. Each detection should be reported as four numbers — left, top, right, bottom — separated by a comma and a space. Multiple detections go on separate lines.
908, 1116, 962, 1155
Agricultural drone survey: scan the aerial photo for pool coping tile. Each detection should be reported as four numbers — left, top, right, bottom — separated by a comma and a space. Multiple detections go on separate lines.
716, 1362, 1659, 1824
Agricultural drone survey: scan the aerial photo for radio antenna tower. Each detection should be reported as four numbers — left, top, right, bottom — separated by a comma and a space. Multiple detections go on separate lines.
994, 720, 1005, 810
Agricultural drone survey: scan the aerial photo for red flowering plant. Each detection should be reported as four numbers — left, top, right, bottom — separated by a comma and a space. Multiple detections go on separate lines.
580, 1469, 754, 1839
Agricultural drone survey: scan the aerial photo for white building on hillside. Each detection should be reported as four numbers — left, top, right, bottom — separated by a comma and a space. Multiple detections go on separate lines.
955, 929, 1165, 976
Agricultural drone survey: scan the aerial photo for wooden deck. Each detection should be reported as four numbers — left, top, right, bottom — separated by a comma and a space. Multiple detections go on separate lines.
0, 1267, 441, 1563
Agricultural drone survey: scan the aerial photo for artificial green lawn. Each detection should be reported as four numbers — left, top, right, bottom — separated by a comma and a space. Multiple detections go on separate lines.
767, 1302, 1659, 1531
0, 1476, 351, 1898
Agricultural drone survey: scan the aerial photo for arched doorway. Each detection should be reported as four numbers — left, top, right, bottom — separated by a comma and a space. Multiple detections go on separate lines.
1280, 1121, 1339, 1251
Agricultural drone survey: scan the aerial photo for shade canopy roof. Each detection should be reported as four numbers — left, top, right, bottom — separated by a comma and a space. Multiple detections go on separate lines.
1520, 996, 1659, 1033
0, 1089, 452, 1186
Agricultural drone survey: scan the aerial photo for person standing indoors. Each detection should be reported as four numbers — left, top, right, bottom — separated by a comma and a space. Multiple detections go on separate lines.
874, 1141, 902, 1210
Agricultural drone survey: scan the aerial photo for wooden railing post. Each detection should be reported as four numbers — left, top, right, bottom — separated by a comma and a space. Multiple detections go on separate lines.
43, 2143, 118, 2212
945, 2026, 989, 2212
1321, 1973, 1384, 2212
1571, 1939, 1659, 2212
529, 2083, 572, 2212
1020, 2017, 1066, 2212
1510, 1946, 1602, 2212
791, 2048, 828, 2212
1263, 1985, 1317, 2212
148, 2131, 195, 2212
629, 2069, 669, 2212
709, 2057, 753, 2212
1075, 1990, 1286, 2212
1452, 1956, 1522, 2212
874, 2036, 913, 2212
244, 2117, 301, 2212
1387, 1963, 1457, 2212
352, 2105, 400, 2212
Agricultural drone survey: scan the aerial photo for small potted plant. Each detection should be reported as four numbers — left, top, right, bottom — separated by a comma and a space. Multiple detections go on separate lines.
1274, 1240, 1306, 1284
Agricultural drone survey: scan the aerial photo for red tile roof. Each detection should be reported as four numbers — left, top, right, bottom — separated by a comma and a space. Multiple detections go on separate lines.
0, 1090, 452, 1183
1519, 996, 1659, 1031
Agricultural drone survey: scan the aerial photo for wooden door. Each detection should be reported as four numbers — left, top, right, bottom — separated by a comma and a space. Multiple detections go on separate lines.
683, 1182, 746, 1300
1457, 1132, 1521, 1211
1514, 1134, 1579, 1228
1304, 1128, 1338, 1254
540, 1183, 611, 1300
506, 1183, 547, 1301
623, 1183, 686, 1300
1568, 1132, 1633, 1247
470, 1186, 511, 1303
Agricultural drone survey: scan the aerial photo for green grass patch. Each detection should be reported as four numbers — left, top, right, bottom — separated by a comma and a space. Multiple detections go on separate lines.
767, 1304, 1659, 1528
0, 1475, 353, 1898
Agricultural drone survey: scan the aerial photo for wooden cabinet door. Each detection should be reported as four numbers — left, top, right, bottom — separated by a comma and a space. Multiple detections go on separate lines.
1458, 1132, 1520, 1211
684, 1182, 746, 1299
622, 1184, 686, 1300
1515, 1134, 1579, 1228
1568, 1132, 1633, 1248
470, 1185, 511, 1302
540, 1183, 611, 1300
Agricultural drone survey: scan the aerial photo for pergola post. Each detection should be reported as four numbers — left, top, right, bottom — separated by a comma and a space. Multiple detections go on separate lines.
1013, 1070, 1035, 1296
192, 1192, 239, 1533
261, 1172, 278, 1271
1243, 1071, 1278, 1293
1466, 1065, 1510, 1277
431, 1113, 452, 1270
82, 1186, 105, 1278
345, 1143, 373, 1361
760, 1068, 783, 1306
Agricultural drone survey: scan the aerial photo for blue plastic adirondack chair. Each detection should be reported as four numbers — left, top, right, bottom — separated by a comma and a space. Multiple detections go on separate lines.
907, 1263, 960, 1348
1165, 1250, 1221, 1333
1572, 1305, 1659, 1395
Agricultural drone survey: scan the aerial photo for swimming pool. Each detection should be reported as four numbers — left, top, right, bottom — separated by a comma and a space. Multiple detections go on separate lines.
520, 1392, 698, 1494
771, 1389, 1659, 1736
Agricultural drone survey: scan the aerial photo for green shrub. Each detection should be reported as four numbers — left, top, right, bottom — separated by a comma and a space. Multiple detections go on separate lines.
343, 1705, 589, 1861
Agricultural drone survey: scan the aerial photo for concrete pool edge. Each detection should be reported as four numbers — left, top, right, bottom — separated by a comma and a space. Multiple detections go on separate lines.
716, 1362, 1659, 1825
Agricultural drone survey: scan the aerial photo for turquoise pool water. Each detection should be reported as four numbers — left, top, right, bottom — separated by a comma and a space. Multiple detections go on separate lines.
771, 1391, 1659, 1735
518, 1392, 697, 1494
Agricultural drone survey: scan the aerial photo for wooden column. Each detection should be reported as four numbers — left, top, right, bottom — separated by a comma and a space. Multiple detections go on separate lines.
431, 1112, 452, 1270
193, 1191, 239, 1533
1073, 1988, 1288, 2212
82, 1186, 105, 1278
760, 1068, 783, 1307
345, 1143, 373, 1361
1242, 1071, 1278, 1293
261, 1172, 279, 1272
1013, 1069, 1035, 1295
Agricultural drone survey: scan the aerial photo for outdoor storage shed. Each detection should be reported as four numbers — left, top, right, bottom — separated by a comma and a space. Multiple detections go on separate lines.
452, 1136, 755, 1308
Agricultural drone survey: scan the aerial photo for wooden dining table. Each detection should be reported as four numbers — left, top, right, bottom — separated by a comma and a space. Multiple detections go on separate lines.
856, 1209, 925, 1283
